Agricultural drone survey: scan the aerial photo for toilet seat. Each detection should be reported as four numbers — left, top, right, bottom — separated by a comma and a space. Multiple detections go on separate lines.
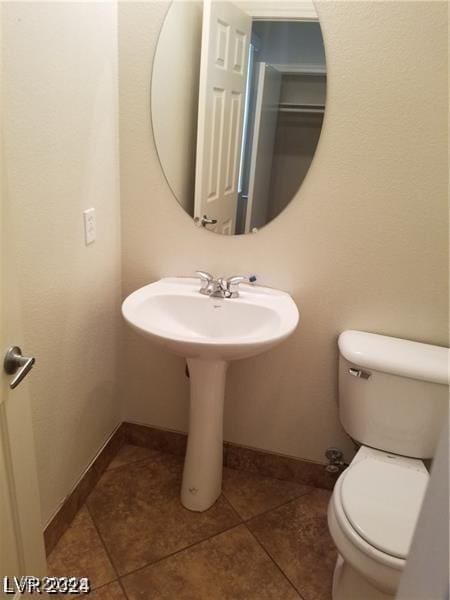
329, 450, 429, 594
339, 458, 428, 559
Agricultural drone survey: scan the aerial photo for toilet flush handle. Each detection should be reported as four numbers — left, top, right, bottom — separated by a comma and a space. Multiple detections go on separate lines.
348, 368, 371, 379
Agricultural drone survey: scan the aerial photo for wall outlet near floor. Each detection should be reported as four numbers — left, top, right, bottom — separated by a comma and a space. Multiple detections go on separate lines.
83, 208, 96, 245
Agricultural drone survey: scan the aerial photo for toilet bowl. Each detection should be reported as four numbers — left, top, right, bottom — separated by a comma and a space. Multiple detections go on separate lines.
328, 330, 448, 600
328, 446, 428, 600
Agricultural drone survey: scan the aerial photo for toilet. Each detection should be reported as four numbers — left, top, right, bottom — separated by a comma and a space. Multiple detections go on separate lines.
328, 330, 449, 600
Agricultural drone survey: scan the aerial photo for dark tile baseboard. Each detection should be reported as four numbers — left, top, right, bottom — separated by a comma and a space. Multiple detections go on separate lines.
224, 443, 338, 490
44, 421, 337, 555
44, 426, 125, 555
124, 422, 338, 491
122, 421, 188, 457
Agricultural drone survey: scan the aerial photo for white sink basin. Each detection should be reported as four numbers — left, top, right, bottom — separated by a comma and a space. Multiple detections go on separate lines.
122, 277, 299, 361
122, 276, 299, 512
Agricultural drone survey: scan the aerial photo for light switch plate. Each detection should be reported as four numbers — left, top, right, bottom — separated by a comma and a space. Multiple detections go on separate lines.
83, 208, 96, 245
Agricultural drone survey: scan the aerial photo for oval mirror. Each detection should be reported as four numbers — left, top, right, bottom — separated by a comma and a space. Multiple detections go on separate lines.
152, 1, 326, 235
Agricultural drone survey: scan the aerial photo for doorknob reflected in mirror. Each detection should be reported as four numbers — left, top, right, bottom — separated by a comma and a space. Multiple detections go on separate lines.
194, 214, 218, 228
4, 346, 35, 389
151, 1, 326, 236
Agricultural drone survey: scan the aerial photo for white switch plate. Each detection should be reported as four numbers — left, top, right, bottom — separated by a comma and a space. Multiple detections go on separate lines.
83, 208, 96, 245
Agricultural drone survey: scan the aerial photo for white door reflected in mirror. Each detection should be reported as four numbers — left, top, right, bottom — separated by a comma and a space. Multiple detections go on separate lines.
151, 0, 326, 235
195, 0, 252, 235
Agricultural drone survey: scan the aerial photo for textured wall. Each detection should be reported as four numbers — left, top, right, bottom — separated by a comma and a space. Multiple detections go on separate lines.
120, 0, 448, 465
2, 2, 122, 524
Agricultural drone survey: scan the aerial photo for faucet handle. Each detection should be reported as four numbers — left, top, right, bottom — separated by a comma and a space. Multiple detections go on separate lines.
226, 276, 247, 287
195, 271, 213, 293
225, 275, 257, 297
226, 274, 257, 286
195, 270, 213, 282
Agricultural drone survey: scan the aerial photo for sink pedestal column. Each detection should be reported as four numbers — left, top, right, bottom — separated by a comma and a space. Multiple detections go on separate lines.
181, 358, 228, 511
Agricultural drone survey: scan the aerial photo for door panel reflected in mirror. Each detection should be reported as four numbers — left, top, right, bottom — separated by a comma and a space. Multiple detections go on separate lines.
151, 0, 326, 235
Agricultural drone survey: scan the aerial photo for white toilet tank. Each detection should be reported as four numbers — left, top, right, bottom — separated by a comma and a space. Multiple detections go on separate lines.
338, 330, 449, 458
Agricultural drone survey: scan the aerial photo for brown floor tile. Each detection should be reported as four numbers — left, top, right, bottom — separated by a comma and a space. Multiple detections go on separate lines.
87, 451, 241, 576
122, 524, 301, 600
247, 489, 336, 600
88, 581, 126, 599
222, 467, 313, 520
107, 444, 157, 470
47, 506, 116, 590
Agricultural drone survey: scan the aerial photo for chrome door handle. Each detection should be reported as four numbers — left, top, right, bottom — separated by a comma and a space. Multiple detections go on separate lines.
4, 346, 35, 389
194, 215, 218, 227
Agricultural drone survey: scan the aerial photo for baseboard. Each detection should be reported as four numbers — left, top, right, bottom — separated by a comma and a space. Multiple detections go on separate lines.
44, 421, 337, 555
44, 424, 125, 555
123, 421, 338, 491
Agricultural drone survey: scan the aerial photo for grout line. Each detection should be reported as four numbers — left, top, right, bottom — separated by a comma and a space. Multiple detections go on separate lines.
116, 487, 321, 587
246, 490, 322, 526
82, 580, 114, 595
116, 578, 130, 599
93, 455, 245, 584
89, 452, 315, 585
244, 487, 317, 522
243, 491, 332, 600
220, 489, 245, 524
85, 502, 130, 600
81, 442, 325, 598
245, 525, 306, 600
221, 484, 316, 524
118, 520, 244, 581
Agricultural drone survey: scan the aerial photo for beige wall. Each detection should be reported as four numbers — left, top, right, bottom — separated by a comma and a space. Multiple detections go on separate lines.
119, 0, 448, 465
2, 2, 122, 524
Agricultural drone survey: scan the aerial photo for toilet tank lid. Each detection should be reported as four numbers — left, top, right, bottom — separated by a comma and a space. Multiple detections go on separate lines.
338, 330, 449, 385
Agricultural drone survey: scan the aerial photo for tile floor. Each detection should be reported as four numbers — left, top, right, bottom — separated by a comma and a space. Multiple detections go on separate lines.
48, 445, 336, 599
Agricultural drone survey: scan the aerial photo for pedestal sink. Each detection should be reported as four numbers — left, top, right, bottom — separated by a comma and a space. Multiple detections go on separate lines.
122, 277, 299, 511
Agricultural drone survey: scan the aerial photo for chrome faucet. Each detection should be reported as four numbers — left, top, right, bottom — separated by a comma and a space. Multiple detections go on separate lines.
195, 271, 256, 298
